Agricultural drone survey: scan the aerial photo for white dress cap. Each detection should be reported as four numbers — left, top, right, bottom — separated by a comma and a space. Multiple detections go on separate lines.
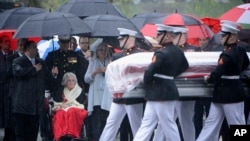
58, 34, 70, 40
156, 24, 175, 32
117, 28, 137, 39
220, 20, 240, 34
173, 26, 188, 33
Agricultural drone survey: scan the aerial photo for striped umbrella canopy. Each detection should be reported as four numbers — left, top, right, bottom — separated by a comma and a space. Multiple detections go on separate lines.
219, 3, 250, 24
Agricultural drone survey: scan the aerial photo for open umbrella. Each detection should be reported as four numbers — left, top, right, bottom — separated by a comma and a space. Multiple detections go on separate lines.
219, 3, 250, 24
131, 12, 168, 29
56, 0, 125, 19
0, 29, 40, 51
140, 23, 157, 38
162, 13, 214, 39
132, 12, 213, 40
13, 12, 92, 39
83, 14, 143, 38
201, 17, 221, 34
0, 7, 48, 29
0, 29, 17, 51
38, 38, 60, 59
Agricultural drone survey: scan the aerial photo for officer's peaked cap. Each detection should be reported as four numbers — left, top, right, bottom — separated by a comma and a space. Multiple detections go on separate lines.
220, 20, 240, 34
173, 26, 188, 33
156, 24, 175, 32
117, 28, 137, 39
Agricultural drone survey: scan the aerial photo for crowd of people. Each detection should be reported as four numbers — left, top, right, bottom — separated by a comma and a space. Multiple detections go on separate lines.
0, 19, 250, 141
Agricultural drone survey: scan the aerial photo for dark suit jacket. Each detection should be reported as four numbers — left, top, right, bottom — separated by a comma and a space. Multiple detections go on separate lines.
12, 55, 52, 115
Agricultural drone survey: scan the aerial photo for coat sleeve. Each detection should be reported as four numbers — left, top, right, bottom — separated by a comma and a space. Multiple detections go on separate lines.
176, 53, 189, 76
13, 58, 37, 78
143, 52, 164, 83
75, 55, 85, 88
208, 54, 231, 83
240, 47, 250, 71
84, 59, 95, 84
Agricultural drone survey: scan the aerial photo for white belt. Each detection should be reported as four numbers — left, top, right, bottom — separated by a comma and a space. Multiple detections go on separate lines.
221, 75, 240, 79
154, 73, 174, 80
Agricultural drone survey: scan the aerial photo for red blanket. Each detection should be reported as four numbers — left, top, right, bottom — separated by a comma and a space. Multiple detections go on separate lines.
52, 107, 87, 140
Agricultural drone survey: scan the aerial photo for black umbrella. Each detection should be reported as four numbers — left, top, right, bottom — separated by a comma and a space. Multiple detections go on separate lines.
131, 12, 168, 29
0, 7, 48, 29
83, 14, 143, 38
13, 12, 92, 38
56, 0, 125, 19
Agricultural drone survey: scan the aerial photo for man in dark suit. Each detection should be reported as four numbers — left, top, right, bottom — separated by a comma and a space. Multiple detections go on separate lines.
12, 40, 53, 141
77, 36, 90, 98
4, 38, 27, 141
76, 36, 91, 139
0, 35, 13, 141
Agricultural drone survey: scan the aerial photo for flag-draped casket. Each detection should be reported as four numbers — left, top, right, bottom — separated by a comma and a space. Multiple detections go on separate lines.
105, 52, 250, 98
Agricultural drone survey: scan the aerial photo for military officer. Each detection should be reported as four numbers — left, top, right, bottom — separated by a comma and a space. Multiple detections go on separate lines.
45, 35, 85, 102
196, 20, 250, 141
133, 24, 189, 141
100, 28, 145, 141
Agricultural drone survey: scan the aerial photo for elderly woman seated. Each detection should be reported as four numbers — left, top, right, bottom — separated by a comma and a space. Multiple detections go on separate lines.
52, 72, 87, 141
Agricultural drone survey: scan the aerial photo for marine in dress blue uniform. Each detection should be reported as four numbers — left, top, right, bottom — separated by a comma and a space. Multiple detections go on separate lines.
45, 35, 85, 102
133, 24, 189, 141
196, 20, 250, 141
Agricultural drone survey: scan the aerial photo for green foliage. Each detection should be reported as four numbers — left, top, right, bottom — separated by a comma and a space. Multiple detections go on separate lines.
30, 0, 244, 20
114, 0, 243, 19
26, 0, 249, 28
40, 0, 67, 11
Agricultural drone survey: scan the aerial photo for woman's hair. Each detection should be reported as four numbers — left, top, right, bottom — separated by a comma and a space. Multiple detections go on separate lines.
94, 42, 112, 59
61, 72, 78, 86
